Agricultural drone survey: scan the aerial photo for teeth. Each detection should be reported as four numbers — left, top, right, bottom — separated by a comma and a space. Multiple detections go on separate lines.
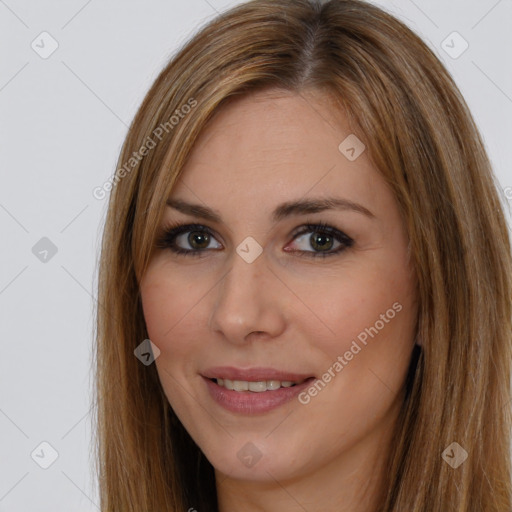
215, 378, 300, 391
248, 381, 267, 392
233, 380, 249, 391
266, 380, 281, 390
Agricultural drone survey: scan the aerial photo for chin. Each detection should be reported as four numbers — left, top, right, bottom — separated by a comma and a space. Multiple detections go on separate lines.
202, 436, 308, 483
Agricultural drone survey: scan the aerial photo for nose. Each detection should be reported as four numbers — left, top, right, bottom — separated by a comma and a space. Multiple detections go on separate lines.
208, 246, 287, 345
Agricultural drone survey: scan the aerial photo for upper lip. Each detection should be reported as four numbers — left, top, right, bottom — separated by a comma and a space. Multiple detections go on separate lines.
202, 366, 313, 382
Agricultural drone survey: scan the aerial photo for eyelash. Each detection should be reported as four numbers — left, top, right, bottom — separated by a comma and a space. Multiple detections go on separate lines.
155, 220, 354, 259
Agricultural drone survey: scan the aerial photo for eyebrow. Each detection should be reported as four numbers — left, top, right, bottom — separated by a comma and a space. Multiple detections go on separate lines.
166, 197, 375, 223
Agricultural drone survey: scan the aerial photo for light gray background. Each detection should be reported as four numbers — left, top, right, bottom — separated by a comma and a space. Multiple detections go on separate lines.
1, 0, 511, 510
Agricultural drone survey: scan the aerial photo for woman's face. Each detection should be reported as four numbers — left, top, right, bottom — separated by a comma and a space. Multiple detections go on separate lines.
139, 89, 418, 485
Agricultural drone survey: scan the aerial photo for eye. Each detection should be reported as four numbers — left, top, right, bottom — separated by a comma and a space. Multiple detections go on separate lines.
285, 221, 354, 258
155, 223, 221, 257
155, 221, 354, 258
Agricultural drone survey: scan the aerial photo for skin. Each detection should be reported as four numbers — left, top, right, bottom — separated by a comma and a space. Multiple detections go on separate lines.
139, 88, 418, 512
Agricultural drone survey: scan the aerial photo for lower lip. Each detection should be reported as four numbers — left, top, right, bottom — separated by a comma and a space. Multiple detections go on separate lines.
202, 376, 315, 414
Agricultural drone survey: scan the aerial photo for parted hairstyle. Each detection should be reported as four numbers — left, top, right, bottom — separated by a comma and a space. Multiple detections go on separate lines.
93, 0, 512, 510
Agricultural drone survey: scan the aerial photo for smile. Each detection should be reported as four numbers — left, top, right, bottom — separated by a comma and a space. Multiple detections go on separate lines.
201, 368, 316, 414
212, 378, 305, 392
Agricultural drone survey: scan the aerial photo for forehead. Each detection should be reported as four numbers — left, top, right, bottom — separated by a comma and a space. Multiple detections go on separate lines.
184, 89, 349, 170
169, 89, 386, 218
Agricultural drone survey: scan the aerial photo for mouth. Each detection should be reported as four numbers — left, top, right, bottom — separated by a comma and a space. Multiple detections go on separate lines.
201, 367, 316, 414
209, 377, 308, 392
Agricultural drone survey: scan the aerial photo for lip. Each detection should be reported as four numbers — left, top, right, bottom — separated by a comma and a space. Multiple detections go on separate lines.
201, 366, 315, 414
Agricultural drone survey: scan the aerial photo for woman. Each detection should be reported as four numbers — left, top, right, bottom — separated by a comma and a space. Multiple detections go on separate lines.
93, 0, 512, 510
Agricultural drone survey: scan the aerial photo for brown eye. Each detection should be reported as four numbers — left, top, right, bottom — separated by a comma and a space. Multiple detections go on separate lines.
155, 223, 222, 257
156, 221, 353, 259
286, 222, 354, 258
187, 230, 212, 250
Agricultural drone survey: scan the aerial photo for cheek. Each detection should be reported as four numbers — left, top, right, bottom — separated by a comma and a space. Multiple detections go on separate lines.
139, 270, 198, 359
139, 264, 223, 404
289, 273, 416, 467
296, 255, 417, 408
139, 270, 204, 410
298, 256, 414, 352
139, 277, 171, 343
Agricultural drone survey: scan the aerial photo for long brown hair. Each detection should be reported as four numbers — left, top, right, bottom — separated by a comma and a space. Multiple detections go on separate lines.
93, 0, 512, 509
